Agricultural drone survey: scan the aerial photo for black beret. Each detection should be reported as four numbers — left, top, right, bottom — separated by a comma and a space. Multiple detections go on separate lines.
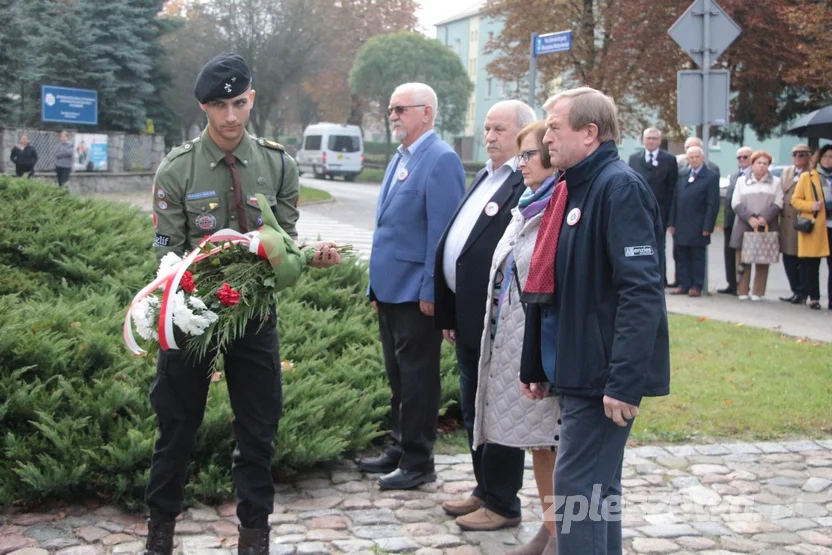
193, 53, 252, 104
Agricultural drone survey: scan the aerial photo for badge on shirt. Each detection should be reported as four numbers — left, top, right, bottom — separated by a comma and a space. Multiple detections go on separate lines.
566, 208, 581, 226
688, 174, 696, 183
157, 200, 168, 210
652, 159, 659, 167
157, 188, 166, 199
397, 168, 409, 181
625, 245, 654, 257
257, 176, 266, 185
195, 214, 217, 231
484, 201, 499, 217
186, 190, 217, 201
248, 195, 259, 204
256, 216, 263, 227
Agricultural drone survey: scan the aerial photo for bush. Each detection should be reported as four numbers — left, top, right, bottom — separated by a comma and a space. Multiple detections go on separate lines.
0, 177, 460, 508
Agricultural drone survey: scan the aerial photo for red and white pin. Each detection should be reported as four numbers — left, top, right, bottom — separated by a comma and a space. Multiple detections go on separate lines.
484, 201, 499, 217
566, 207, 581, 226
397, 168, 409, 181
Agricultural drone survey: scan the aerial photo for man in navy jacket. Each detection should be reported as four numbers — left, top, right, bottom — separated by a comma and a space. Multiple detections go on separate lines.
519, 87, 670, 555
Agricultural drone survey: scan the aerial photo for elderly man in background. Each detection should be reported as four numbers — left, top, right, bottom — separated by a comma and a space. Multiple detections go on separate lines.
434, 100, 535, 531
519, 87, 669, 555
360, 82, 466, 491
628, 128, 678, 286
668, 145, 720, 297
778, 144, 813, 304
718, 146, 753, 295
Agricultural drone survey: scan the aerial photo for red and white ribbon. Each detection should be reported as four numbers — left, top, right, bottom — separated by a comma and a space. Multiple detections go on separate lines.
124, 228, 268, 356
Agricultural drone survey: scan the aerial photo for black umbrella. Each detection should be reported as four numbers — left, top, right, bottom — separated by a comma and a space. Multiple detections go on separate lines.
786, 105, 832, 140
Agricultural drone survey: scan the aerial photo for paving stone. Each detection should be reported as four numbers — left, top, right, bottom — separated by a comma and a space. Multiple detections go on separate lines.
672, 477, 701, 489
94, 521, 125, 533
74, 527, 108, 543
331, 540, 375, 553
401, 523, 445, 537
793, 503, 828, 518
461, 531, 518, 545
814, 517, 832, 527
209, 521, 238, 537
803, 478, 832, 493
677, 536, 718, 550
630, 537, 680, 553
695, 445, 731, 456
442, 481, 478, 495
305, 528, 351, 541
756, 504, 796, 520
352, 525, 402, 539
268, 513, 299, 525
7, 549, 48, 555
335, 482, 371, 494
186, 508, 219, 522
638, 524, 701, 538
630, 446, 672, 459
445, 546, 480, 555
175, 522, 205, 535
373, 499, 404, 510
373, 537, 421, 553
644, 514, 685, 526
732, 481, 762, 495
271, 535, 304, 545
767, 477, 807, 488
817, 441, 832, 450
784, 544, 832, 554
268, 545, 296, 555
216, 504, 236, 518
416, 534, 464, 548
294, 542, 328, 555
437, 471, 469, 482
797, 530, 832, 547
726, 520, 783, 534
56, 547, 100, 555
305, 515, 350, 530
403, 499, 435, 510
752, 532, 804, 544
719, 535, 771, 552
273, 524, 307, 536
348, 509, 397, 526
665, 446, 699, 457
40, 539, 80, 550
331, 471, 362, 485
342, 499, 373, 511
680, 486, 722, 506
394, 509, 434, 524
756, 443, 791, 454
285, 497, 343, 512
10, 515, 56, 526
181, 536, 222, 550
783, 442, 822, 453
691, 464, 733, 476
414, 549, 443, 555
100, 534, 136, 546
776, 518, 819, 532
24, 524, 68, 542
656, 457, 690, 470
110, 541, 144, 554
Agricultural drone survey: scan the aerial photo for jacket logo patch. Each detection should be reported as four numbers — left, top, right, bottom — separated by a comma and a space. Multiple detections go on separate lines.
186, 190, 217, 200
624, 245, 654, 257
154, 234, 171, 247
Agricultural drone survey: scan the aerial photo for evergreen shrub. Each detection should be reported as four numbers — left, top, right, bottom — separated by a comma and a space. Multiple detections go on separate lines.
0, 177, 460, 508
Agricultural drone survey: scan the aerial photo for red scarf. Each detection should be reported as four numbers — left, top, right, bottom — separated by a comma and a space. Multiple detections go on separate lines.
521, 175, 568, 305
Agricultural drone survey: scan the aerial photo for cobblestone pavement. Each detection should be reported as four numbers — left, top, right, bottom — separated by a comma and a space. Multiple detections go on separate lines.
2, 440, 831, 555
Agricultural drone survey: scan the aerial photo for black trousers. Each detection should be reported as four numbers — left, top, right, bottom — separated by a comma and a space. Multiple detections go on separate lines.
377, 302, 442, 472
676, 245, 706, 291
456, 341, 525, 519
782, 254, 808, 298
555, 396, 632, 555
146, 314, 282, 529
723, 226, 737, 289
56, 167, 71, 186
658, 227, 668, 285
15, 166, 34, 178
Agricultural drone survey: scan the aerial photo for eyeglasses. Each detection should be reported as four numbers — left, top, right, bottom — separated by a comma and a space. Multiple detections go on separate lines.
517, 149, 539, 163
736, 155, 749, 160
388, 104, 426, 115
793, 152, 810, 157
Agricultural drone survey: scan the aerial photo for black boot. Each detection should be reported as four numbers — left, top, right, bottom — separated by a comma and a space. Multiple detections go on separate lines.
238, 525, 270, 555
144, 520, 175, 555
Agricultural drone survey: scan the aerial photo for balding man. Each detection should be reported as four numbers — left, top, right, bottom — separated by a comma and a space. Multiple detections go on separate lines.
668, 145, 720, 297
629, 128, 678, 285
434, 100, 536, 531
719, 146, 753, 294
360, 83, 466, 491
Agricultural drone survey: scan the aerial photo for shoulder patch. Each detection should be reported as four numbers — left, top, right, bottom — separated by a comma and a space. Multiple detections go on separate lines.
166, 142, 196, 162
260, 139, 285, 151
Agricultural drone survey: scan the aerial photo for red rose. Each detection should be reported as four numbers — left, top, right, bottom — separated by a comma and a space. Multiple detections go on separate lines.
217, 282, 241, 306
181, 271, 196, 294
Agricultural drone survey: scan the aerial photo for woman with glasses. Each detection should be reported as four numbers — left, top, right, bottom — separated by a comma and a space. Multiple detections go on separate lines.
473, 121, 560, 555
791, 145, 832, 309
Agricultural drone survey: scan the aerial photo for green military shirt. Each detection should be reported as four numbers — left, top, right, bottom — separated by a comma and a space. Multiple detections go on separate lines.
152, 128, 300, 261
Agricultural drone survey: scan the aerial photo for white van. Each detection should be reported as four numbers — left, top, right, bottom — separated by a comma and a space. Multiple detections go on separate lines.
296, 123, 364, 181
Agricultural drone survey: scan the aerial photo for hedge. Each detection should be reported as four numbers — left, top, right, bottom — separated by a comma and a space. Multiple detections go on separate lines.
0, 177, 460, 509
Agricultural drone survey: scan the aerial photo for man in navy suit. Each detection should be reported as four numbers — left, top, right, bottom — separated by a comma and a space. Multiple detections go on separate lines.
628, 128, 678, 286
358, 82, 466, 490
667, 145, 720, 297
433, 100, 535, 531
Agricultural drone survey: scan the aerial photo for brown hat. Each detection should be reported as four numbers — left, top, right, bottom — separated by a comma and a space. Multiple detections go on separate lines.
792, 143, 811, 153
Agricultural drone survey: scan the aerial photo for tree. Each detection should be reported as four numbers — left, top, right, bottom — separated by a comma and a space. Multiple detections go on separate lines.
349, 32, 473, 157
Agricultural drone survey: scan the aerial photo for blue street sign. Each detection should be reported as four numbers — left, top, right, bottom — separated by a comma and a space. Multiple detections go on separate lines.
41, 85, 98, 125
534, 30, 573, 56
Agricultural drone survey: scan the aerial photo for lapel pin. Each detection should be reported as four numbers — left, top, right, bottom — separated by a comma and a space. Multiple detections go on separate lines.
484, 201, 499, 217
397, 168, 408, 181
566, 207, 581, 226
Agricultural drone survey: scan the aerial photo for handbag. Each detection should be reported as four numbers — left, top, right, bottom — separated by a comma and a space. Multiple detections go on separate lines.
794, 177, 820, 233
741, 225, 780, 265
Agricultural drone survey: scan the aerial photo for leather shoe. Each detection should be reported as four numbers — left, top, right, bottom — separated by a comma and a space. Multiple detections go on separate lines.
377, 468, 436, 490
456, 507, 521, 531
717, 287, 737, 295
666, 281, 679, 288
790, 296, 807, 305
357, 452, 400, 474
688, 289, 701, 297
780, 294, 797, 302
442, 495, 484, 516
669, 288, 689, 295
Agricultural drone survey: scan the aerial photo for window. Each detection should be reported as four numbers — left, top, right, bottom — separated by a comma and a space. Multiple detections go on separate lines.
488, 31, 494, 43
708, 136, 721, 151
487, 78, 492, 97
304, 135, 322, 150
328, 135, 360, 153
454, 39, 461, 54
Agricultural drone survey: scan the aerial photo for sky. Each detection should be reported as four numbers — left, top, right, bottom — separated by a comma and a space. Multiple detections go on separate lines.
416, 0, 481, 37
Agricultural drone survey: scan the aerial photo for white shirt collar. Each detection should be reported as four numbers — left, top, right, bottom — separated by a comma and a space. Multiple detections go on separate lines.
646, 149, 659, 160
396, 129, 435, 157
486, 156, 518, 176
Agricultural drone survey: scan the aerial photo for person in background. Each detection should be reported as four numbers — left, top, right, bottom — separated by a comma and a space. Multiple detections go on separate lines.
10, 133, 38, 178
778, 144, 813, 304
55, 131, 74, 186
791, 145, 832, 309
718, 146, 752, 295
667, 145, 720, 297
730, 150, 784, 301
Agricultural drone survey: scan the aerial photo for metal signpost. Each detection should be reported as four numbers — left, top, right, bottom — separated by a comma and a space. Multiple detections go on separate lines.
668, 0, 740, 293
528, 30, 572, 108
41, 85, 98, 126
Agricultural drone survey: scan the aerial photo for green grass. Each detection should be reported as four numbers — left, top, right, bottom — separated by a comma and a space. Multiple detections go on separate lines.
298, 184, 331, 204
632, 314, 832, 443
435, 429, 470, 455
358, 168, 386, 183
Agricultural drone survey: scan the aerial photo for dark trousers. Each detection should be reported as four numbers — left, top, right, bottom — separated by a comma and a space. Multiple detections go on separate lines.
783, 254, 807, 298
658, 228, 667, 285
801, 253, 832, 303
377, 302, 442, 472
555, 396, 632, 555
146, 314, 282, 529
723, 226, 737, 289
15, 166, 34, 178
456, 341, 525, 519
675, 245, 706, 291
56, 167, 71, 186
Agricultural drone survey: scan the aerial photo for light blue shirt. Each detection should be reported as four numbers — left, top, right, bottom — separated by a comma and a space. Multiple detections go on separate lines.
394, 129, 436, 181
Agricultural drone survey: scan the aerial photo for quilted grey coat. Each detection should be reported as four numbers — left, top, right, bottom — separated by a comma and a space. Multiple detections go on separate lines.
473, 206, 561, 449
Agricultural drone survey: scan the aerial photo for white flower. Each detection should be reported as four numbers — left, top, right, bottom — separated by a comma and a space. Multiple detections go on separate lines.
157, 252, 183, 279
172, 291, 218, 336
132, 295, 160, 341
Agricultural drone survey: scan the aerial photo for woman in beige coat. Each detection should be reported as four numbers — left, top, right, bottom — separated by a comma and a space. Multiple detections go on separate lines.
475, 121, 561, 555
778, 144, 812, 304
791, 145, 832, 309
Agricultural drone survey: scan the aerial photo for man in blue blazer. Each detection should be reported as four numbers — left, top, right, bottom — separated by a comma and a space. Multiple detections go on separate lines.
667, 145, 720, 297
359, 82, 466, 490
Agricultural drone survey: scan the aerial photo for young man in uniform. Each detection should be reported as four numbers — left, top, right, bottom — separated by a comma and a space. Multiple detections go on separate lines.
144, 53, 340, 555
